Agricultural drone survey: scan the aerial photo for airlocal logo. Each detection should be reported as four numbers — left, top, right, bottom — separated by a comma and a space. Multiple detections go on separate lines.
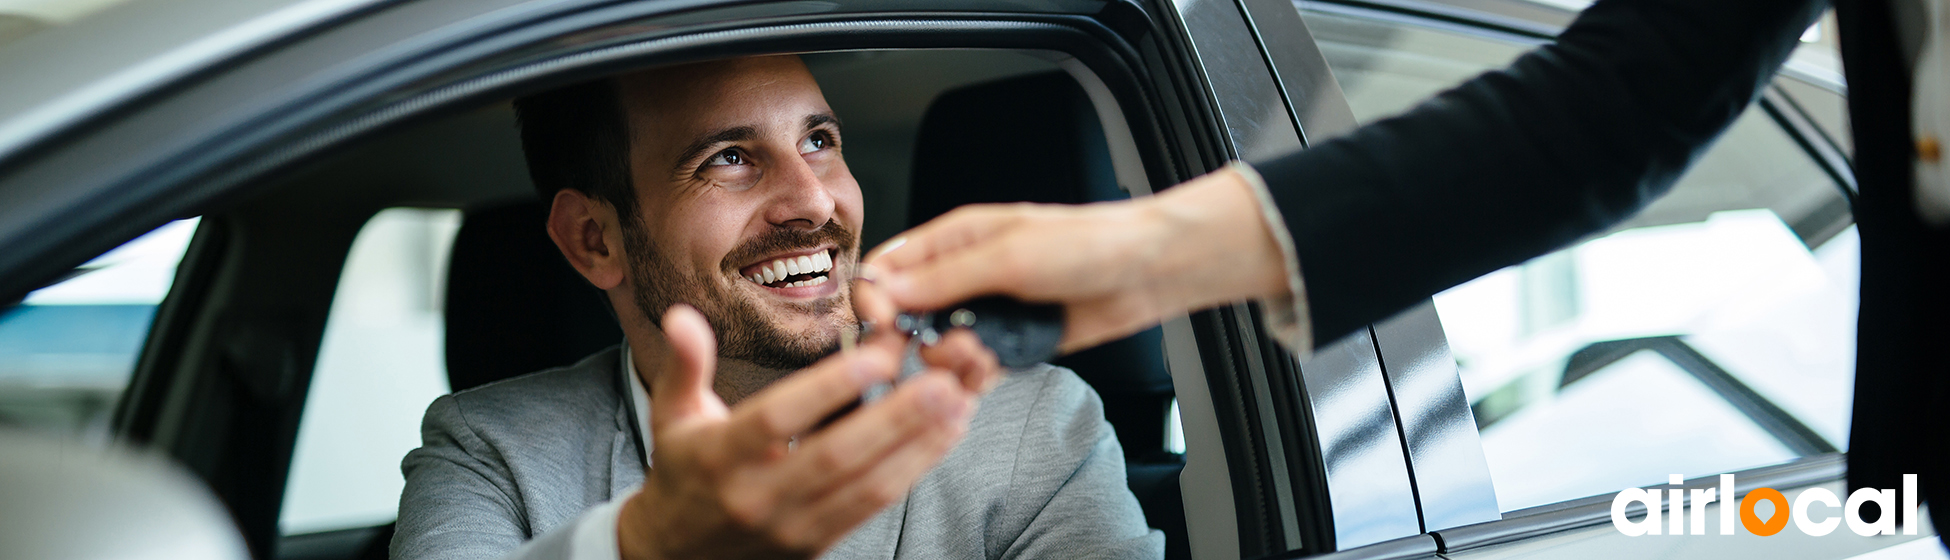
1612, 474, 1919, 537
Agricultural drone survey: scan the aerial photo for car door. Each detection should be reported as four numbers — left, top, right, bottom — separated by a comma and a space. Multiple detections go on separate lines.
1230, 0, 1937, 558
1152, 0, 1447, 557
0, 1, 1325, 559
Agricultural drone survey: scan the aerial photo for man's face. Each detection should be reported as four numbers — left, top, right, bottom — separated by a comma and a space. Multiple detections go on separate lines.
616, 56, 863, 371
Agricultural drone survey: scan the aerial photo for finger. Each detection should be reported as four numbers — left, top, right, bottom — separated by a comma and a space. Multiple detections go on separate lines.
723, 339, 903, 456
651, 304, 726, 430
918, 329, 1001, 393
874, 229, 1026, 312
862, 205, 1009, 278
770, 373, 969, 504
789, 381, 971, 543
850, 272, 898, 332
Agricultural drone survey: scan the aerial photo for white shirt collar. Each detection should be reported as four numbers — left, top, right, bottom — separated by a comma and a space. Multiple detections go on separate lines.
622, 344, 652, 465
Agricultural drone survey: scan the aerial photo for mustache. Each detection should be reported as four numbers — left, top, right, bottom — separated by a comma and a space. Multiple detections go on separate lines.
722, 220, 857, 271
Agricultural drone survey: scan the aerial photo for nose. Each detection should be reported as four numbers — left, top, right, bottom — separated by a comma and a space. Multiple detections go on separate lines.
761, 153, 836, 230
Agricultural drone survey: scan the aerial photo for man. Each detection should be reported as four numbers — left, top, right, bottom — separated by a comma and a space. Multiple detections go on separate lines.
391, 55, 1164, 560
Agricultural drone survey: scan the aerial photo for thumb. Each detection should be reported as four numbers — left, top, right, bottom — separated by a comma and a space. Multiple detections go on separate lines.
651, 304, 723, 429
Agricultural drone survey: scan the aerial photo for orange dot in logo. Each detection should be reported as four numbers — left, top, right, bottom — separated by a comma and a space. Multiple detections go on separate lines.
1741, 488, 1790, 536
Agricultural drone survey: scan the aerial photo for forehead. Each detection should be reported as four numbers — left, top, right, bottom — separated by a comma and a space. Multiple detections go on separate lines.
615, 56, 830, 142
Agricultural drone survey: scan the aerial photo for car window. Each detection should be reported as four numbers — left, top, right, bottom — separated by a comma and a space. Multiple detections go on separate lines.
0, 218, 199, 440
280, 208, 459, 535
1301, 8, 1858, 512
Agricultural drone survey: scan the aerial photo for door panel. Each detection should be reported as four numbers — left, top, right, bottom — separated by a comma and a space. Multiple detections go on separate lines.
1164, 0, 1424, 553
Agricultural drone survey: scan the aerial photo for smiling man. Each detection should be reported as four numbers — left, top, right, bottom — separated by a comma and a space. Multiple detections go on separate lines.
390, 55, 1165, 560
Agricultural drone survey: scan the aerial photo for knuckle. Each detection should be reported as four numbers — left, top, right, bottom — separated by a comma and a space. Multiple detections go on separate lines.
753, 407, 790, 438
721, 489, 771, 530
813, 445, 850, 472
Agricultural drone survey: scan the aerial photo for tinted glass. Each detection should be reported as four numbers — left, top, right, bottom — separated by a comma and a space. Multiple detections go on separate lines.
1302, 8, 1857, 511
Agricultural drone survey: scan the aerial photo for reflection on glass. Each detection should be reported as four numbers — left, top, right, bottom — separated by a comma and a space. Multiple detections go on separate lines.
0, 218, 199, 439
1305, 8, 1858, 512
1439, 217, 1858, 511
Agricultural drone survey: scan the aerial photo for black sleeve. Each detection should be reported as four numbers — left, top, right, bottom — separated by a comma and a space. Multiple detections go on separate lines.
1252, 0, 1828, 346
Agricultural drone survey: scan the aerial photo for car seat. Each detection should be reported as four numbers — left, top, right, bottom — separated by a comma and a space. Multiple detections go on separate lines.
907, 71, 1189, 560
444, 201, 623, 393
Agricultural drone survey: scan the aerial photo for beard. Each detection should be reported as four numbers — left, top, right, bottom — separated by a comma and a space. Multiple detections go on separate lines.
624, 219, 857, 371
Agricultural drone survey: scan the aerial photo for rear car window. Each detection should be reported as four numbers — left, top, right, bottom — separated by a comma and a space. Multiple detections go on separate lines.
0, 218, 198, 440
1301, 8, 1857, 512
280, 208, 458, 535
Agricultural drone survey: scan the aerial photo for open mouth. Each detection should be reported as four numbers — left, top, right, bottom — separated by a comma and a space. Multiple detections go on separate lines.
740, 248, 836, 289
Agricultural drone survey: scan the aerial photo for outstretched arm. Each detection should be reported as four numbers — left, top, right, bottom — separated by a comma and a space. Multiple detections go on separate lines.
863, 0, 1828, 354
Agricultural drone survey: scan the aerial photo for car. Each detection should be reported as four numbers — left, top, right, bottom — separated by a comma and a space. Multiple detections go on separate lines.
0, 0, 1928, 559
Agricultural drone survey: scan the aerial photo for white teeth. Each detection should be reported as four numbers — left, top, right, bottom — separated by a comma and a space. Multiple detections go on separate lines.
749, 251, 838, 288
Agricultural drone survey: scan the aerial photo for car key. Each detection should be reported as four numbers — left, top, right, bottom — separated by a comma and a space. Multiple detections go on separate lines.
855, 296, 1064, 404
916, 296, 1065, 369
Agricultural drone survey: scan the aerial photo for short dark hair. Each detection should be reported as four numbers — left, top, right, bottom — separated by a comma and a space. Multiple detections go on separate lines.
512, 78, 639, 224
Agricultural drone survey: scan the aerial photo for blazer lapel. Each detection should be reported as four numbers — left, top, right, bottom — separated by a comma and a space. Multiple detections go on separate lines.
610, 397, 646, 498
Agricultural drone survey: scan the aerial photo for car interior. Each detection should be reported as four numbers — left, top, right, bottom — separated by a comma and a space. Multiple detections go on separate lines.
4, 1, 1905, 559
236, 49, 1190, 560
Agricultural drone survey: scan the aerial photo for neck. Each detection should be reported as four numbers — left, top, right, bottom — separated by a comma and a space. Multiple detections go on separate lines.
626, 328, 789, 407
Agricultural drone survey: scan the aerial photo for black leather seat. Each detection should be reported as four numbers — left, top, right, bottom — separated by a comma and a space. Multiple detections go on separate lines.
908, 71, 1188, 560
444, 201, 622, 393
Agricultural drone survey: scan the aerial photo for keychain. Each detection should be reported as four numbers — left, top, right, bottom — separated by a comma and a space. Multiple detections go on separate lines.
851, 296, 1065, 403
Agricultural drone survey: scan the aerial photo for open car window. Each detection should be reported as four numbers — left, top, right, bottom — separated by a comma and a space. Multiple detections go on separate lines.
0, 218, 198, 440
1301, 7, 1858, 512
280, 208, 459, 536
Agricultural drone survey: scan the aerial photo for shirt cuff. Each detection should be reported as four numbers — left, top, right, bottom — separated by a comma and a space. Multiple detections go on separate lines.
547, 493, 630, 560
1228, 161, 1315, 357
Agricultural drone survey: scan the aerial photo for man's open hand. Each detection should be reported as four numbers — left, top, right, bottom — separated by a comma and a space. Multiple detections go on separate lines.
617, 304, 999, 560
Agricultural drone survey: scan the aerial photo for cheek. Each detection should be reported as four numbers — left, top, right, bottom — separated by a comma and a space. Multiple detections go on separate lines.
656, 202, 757, 274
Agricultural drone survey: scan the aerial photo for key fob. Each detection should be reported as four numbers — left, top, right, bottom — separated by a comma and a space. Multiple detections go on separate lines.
927, 296, 1065, 369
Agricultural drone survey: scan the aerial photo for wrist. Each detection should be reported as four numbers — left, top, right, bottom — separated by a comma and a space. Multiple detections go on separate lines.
1142, 166, 1291, 310
617, 491, 659, 560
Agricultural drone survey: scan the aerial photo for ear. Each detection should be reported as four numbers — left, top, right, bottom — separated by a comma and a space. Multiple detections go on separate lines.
545, 189, 628, 290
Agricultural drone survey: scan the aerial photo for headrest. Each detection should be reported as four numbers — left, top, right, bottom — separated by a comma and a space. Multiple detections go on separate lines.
908, 71, 1170, 396
909, 71, 1123, 215
444, 201, 622, 393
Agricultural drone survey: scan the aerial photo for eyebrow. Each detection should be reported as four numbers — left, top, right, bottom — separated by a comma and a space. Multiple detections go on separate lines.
806, 113, 841, 131
672, 125, 758, 170
670, 113, 843, 171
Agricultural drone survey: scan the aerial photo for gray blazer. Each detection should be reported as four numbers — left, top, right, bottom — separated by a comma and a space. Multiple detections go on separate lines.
393, 346, 1165, 559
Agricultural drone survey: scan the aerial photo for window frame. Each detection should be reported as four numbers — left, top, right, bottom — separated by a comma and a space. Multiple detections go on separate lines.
1281, 0, 1869, 556
0, 1, 1308, 558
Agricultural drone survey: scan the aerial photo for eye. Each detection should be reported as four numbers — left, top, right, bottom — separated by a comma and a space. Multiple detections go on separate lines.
704, 149, 746, 167
799, 131, 833, 154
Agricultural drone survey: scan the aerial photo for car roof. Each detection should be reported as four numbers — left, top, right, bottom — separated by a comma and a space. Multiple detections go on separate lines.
0, 0, 381, 167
